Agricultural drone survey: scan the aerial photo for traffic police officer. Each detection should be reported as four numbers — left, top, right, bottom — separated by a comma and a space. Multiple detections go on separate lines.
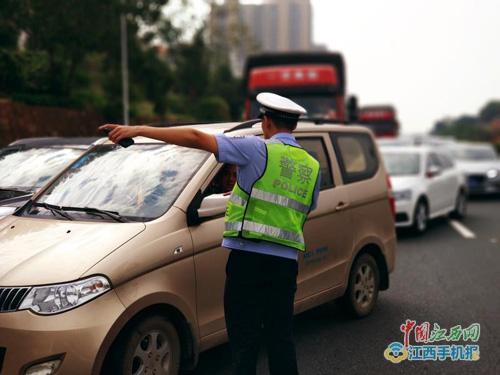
100, 92, 320, 375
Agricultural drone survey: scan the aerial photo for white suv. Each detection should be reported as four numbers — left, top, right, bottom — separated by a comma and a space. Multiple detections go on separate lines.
381, 146, 467, 233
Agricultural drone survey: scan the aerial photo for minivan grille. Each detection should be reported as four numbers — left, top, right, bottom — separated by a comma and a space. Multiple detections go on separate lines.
0, 287, 30, 313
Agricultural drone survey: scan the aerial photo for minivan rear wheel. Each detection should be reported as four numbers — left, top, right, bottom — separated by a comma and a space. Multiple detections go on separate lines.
110, 315, 181, 375
342, 253, 380, 318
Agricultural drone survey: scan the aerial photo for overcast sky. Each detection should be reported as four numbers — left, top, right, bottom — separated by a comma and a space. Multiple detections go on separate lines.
171, 0, 500, 134
313, 0, 500, 134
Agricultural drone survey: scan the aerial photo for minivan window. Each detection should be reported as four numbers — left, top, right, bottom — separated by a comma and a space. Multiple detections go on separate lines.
296, 137, 334, 190
427, 153, 442, 168
331, 133, 379, 184
28, 144, 209, 221
436, 153, 454, 169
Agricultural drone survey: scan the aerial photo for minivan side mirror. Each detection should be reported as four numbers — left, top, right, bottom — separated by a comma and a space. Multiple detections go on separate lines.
197, 193, 230, 218
426, 165, 441, 178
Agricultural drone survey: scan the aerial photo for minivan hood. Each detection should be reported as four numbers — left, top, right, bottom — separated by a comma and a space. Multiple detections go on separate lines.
0, 217, 145, 286
455, 160, 500, 174
388, 175, 421, 191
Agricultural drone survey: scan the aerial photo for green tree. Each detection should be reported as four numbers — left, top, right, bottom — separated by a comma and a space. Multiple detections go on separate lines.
0, 0, 174, 116
479, 101, 500, 123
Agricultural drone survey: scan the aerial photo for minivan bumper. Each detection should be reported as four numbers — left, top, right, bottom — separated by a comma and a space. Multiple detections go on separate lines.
394, 200, 414, 227
0, 289, 124, 375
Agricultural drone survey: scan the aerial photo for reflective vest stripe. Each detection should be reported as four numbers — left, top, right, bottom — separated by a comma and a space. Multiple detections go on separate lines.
229, 193, 247, 207
223, 140, 320, 252
251, 188, 310, 214
242, 221, 304, 244
225, 221, 243, 232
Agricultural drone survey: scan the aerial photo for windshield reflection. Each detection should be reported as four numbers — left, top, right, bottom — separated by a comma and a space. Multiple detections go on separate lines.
0, 147, 84, 190
452, 146, 497, 161
34, 144, 209, 221
382, 152, 421, 176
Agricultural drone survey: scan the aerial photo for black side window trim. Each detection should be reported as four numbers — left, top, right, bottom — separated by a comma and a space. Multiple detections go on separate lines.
295, 136, 335, 190
330, 132, 379, 185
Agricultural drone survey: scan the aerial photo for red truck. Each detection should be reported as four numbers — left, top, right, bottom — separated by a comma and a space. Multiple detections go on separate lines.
358, 105, 400, 137
243, 52, 347, 121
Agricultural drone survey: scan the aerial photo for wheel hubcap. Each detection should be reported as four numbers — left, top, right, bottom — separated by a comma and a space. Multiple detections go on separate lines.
131, 330, 171, 375
354, 264, 375, 308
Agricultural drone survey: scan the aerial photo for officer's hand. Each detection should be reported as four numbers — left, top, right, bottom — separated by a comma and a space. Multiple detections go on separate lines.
99, 124, 140, 144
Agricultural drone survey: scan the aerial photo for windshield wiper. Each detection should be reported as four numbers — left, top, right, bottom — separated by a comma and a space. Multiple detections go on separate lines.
33, 202, 74, 221
0, 187, 33, 195
57, 206, 128, 223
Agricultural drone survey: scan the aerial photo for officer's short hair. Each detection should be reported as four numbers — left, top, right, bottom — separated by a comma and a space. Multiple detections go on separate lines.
267, 114, 297, 131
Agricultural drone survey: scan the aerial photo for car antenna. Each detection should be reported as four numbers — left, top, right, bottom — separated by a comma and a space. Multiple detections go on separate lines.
223, 119, 262, 134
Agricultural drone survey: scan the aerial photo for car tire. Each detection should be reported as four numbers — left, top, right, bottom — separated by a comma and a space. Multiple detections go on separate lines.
108, 315, 181, 375
411, 199, 428, 234
450, 189, 467, 220
341, 253, 380, 318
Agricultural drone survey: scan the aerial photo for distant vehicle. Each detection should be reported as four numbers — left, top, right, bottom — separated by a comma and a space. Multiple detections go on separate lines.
377, 134, 457, 148
0, 121, 395, 375
447, 142, 500, 195
0, 137, 97, 218
381, 146, 467, 233
358, 106, 400, 138
243, 52, 347, 121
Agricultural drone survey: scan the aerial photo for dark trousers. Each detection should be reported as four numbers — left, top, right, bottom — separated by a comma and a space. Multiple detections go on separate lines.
224, 249, 299, 375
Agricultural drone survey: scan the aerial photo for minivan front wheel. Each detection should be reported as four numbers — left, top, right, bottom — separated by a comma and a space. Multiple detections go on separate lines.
342, 253, 380, 318
412, 200, 428, 234
111, 315, 181, 375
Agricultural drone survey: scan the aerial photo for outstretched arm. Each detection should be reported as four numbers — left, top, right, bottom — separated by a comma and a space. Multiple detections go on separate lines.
98, 124, 218, 154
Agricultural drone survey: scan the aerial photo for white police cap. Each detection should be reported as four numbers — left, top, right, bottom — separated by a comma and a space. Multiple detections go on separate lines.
257, 92, 307, 121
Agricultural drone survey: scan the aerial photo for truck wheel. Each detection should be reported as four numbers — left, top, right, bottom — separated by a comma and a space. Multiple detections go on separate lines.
342, 253, 380, 318
109, 315, 181, 375
450, 190, 467, 220
412, 199, 428, 234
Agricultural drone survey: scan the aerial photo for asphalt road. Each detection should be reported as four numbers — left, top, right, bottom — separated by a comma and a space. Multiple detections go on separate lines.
193, 197, 500, 375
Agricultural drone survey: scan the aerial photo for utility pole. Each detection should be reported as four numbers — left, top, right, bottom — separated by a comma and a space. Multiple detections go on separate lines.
120, 12, 130, 125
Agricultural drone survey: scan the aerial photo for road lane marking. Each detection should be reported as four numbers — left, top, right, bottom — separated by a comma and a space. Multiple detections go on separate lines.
449, 220, 476, 239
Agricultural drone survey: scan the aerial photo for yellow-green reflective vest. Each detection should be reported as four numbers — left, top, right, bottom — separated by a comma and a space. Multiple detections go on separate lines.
224, 140, 320, 251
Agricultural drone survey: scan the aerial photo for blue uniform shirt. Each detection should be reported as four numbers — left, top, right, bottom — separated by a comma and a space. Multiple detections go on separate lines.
215, 132, 321, 260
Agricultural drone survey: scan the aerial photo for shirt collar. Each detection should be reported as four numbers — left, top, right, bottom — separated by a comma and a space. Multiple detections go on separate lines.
271, 132, 296, 141
270, 132, 300, 147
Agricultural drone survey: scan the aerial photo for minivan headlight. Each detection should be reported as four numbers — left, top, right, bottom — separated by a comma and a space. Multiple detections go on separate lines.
19, 275, 111, 315
486, 168, 498, 179
393, 189, 412, 201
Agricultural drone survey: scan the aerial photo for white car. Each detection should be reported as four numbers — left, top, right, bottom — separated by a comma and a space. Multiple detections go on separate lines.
381, 146, 467, 233
447, 142, 500, 195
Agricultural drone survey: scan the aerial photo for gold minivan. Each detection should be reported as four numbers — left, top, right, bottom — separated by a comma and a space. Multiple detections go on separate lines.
0, 121, 396, 375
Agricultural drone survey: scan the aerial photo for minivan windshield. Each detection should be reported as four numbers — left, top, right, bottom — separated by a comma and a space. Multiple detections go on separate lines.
382, 152, 421, 176
30, 144, 209, 221
452, 146, 497, 161
0, 147, 84, 192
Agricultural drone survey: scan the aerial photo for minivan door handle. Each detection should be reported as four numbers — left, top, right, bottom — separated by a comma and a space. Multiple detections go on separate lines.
335, 201, 350, 211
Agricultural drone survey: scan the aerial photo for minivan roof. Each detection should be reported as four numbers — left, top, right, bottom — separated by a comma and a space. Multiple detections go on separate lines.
8, 137, 100, 147
96, 121, 374, 145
